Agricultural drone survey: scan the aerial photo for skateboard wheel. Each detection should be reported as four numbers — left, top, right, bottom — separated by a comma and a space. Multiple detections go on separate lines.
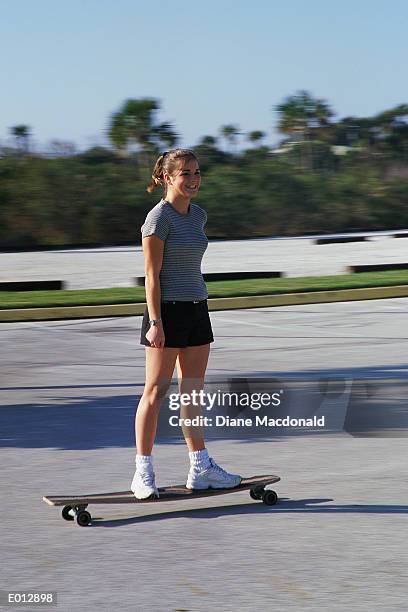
76, 510, 92, 527
249, 486, 264, 500
262, 490, 278, 506
62, 505, 74, 521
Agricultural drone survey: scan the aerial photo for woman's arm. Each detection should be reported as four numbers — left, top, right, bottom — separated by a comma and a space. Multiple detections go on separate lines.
142, 235, 165, 348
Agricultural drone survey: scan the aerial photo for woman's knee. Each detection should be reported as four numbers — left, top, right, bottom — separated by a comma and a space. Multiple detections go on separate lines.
142, 381, 171, 406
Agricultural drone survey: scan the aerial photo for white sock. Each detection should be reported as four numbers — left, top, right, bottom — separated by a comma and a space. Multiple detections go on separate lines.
189, 448, 211, 472
135, 454, 154, 474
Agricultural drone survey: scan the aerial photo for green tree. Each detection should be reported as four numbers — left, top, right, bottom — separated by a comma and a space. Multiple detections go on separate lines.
10, 124, 31, 154
247, 130, 266, 147
276, 91, 334, 170
199, 135, 218, 146
108, 98, 178, 167
220, 124, 240, 153
276, 91, 333, 141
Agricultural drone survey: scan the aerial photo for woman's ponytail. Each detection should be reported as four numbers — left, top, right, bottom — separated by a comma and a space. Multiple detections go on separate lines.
146, 153, 167, 193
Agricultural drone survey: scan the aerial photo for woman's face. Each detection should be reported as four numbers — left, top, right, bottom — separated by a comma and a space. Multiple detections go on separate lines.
165, 158, 201, 199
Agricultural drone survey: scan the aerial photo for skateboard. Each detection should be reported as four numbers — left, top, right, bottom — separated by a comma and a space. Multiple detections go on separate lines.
43, 474, 280, 526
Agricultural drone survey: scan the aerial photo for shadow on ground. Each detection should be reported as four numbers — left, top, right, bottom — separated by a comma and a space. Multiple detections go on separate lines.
1, 369, 408, 449
88, 497, 408, 528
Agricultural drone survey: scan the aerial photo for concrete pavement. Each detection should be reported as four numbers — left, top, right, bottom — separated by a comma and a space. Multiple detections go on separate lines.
1, 298, 408, 610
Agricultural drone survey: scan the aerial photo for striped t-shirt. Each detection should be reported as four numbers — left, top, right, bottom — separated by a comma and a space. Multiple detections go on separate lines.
141, 199, 209, 301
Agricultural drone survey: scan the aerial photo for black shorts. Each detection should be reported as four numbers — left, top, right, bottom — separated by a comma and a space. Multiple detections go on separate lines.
140, 300, 214, 348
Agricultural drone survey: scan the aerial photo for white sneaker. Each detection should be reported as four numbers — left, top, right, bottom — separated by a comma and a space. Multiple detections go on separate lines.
186, 458, 241, 490
131, 470, 159, 499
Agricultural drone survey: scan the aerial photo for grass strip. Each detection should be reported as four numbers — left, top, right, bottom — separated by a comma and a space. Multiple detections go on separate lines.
1, 270, 408, 310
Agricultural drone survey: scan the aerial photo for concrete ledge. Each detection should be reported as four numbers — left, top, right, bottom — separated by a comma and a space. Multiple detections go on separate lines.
348, 263, 408, 273
1, 285, 408, 322
0, 280, 64, 291
205, 272, 283, 281
315, 236, 367, 245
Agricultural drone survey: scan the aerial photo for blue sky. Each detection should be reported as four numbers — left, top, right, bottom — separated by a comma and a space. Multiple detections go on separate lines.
1, 0, 407, 151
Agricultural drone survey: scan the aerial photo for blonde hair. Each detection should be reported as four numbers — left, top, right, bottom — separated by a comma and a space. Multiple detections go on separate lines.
146, 148, 198, 195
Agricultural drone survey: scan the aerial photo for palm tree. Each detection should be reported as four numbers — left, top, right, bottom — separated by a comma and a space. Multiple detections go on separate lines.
220, 124, 240, 153
10, 124, 31, 154
275, 91, 334, 170
108, 98, 178, 165
247, 130, 266, 147
108, 112, 128, 156
200, 135, 218, 146
276, 91, 333, 141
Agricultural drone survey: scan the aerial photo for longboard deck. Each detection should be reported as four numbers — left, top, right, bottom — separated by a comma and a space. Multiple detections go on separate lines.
43, 475, 280, 506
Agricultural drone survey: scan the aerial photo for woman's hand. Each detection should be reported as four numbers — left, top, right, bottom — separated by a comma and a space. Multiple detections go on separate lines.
146, 322, 165, 348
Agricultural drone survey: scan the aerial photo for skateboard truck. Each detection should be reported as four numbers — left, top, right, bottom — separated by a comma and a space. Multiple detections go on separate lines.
61, 504, 92, 527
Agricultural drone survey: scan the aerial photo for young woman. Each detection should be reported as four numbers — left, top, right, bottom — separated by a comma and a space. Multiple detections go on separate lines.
131, 148, 242, 499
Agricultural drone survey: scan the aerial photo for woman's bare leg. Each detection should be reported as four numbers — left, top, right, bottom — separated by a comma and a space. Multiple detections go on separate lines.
135, 346, 179, 455
176, 344, 210, 452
